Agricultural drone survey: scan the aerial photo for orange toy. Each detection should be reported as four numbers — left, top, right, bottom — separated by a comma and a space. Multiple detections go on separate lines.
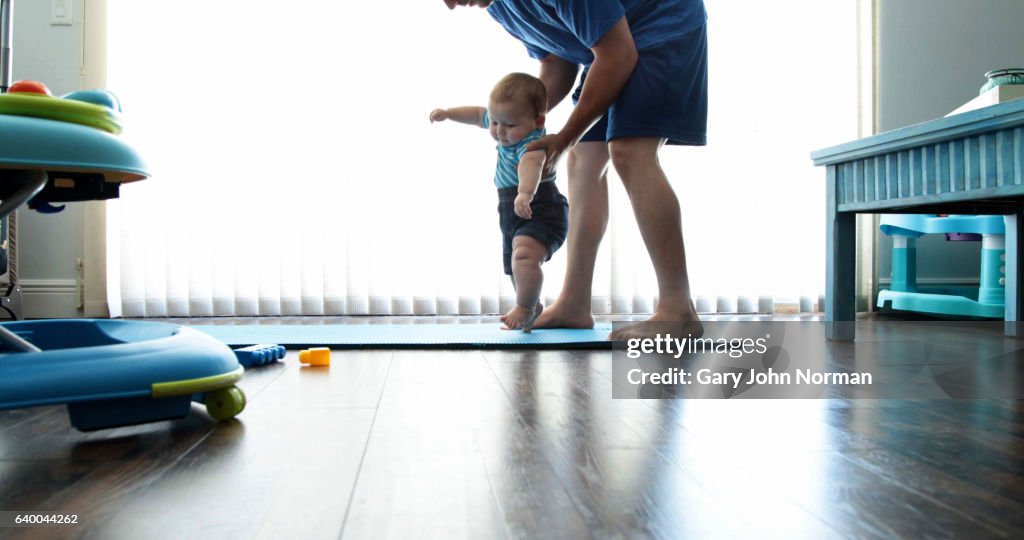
298, 347, 330, 366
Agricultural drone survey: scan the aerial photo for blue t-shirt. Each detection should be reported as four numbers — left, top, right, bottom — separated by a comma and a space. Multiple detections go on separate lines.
482, 109, 555, 189
487, 0, 707, 65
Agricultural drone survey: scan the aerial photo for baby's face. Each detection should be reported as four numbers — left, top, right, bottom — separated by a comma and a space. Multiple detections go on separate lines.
487, 100, 542, 147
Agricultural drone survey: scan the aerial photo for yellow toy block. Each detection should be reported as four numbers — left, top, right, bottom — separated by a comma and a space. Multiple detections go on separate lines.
298, 347, 330, 366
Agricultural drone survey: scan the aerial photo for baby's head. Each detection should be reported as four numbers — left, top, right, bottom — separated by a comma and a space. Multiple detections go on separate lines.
488, 73, 547, 146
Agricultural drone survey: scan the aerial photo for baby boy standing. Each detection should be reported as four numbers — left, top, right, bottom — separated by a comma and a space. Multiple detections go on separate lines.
430, 73, 569, 331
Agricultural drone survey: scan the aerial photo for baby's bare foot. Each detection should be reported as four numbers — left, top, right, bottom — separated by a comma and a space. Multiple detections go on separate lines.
502, 303, 543, 332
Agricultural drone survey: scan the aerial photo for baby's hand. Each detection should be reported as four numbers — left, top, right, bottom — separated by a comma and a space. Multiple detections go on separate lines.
514, 193, 533, 219
429, 108, 449, 123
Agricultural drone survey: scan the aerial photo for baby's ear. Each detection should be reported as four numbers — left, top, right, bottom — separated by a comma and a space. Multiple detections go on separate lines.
536, 114, 546, 128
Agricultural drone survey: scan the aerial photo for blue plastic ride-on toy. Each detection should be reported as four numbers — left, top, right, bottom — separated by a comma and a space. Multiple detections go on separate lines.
0, 320, 245, 431
877, 214, 1005, 318
0, 82, 247, 430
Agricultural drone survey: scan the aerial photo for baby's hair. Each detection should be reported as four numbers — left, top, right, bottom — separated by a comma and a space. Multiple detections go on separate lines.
490, 73, 547, 117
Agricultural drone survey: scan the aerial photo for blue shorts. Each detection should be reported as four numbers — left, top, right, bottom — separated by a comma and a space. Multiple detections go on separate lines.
497, 181, 568, 276
573, 23, 708, 146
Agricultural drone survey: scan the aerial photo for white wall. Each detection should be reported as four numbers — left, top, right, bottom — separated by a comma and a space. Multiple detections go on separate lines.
876, 0, 1024, 287
9, 0, 86, 317
878, 0, 1024, 132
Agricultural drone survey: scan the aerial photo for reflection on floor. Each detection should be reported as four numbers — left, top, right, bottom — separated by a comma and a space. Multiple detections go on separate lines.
0, 314, 1022, 539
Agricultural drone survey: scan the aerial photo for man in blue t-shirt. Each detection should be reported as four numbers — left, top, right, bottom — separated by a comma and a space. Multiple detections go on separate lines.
443, 0, 708, 341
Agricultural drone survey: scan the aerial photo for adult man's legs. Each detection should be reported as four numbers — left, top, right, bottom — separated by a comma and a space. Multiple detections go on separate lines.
532, 141, 610, 329
606, 136, 701, 340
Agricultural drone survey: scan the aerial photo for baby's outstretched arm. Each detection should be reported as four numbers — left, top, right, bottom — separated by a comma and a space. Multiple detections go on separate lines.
514, 150, 546, 219
429, 106, 486, 127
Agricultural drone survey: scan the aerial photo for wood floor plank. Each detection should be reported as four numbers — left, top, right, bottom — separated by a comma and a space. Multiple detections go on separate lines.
841, 446, 1024, 536
548, 349, 1024, 538
0, 405, 217, 462
244, 351, 392, 410
80, 408, 376, 540
0, 458, 186, 540
367, 350, 515, 430
604, 399, 988, 538
483, 351, 837, 538
341, 351, 511, 539
836, 403, 1024, 509
0, 407, 52, 434
0, 411, 220, 540
341, 425, 509, 540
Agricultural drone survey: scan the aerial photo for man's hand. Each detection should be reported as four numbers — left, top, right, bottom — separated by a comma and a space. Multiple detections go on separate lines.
514, 193, 534, 219
429, 108, 450, 123
524, 132, 571, 179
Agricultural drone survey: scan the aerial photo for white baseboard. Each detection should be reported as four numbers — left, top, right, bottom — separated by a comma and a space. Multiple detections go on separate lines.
20, 279, 83, 319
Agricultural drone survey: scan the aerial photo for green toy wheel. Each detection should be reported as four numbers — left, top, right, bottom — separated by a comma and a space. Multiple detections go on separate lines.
204, 386, 246, 421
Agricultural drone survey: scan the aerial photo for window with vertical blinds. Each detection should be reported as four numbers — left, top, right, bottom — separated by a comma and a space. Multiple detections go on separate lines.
106, 1, 859, 317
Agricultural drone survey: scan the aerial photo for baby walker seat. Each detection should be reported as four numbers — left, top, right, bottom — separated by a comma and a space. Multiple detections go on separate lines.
877, 214, 1005, 318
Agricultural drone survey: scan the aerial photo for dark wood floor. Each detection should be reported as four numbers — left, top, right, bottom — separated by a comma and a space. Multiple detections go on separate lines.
1, 315, 1023, 539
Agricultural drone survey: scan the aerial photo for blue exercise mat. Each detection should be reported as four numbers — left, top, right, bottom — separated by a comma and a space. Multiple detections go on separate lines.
190, 322, 613, 349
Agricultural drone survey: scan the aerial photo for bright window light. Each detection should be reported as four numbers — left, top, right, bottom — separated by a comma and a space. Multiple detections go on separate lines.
107, 0, 858, 316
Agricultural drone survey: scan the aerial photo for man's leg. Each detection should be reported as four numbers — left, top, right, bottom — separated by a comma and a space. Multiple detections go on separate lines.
607, 136, 700, 340
532, 141, 610, 329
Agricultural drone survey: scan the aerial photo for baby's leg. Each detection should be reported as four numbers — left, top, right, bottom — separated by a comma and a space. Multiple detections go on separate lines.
500, 275, 545, 327
502, 235, 548, 332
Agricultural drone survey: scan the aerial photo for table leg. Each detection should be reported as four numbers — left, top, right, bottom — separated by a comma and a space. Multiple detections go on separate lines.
1005, 212, 1023, 336
826, 167, 856, 340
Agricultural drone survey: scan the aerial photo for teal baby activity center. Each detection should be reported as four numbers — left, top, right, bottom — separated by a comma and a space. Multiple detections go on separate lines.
878, 214, 1006, 318
0, 5, 247, 430
0, 82, 248, 429
0, 320, 245, 430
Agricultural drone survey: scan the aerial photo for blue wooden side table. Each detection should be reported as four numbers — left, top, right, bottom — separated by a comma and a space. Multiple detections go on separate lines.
812, 98, 1024, 340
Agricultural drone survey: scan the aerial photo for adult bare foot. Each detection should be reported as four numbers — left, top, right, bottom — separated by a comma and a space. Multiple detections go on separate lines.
531, 300, 594, 329
501, 303, 543, 332
609, 311, 704, 342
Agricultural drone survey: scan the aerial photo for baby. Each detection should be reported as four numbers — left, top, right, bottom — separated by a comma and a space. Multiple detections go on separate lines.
430, 73, 568, 331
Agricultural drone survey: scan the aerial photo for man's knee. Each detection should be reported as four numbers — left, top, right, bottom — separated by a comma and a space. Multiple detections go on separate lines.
609, 139, 658, 181
568, 143, 610, 180
567, 146, 583, 171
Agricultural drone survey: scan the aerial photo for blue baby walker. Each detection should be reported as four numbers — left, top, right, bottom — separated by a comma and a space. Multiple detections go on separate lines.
0, 0, 245, 431
877, 214, 1005, 318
